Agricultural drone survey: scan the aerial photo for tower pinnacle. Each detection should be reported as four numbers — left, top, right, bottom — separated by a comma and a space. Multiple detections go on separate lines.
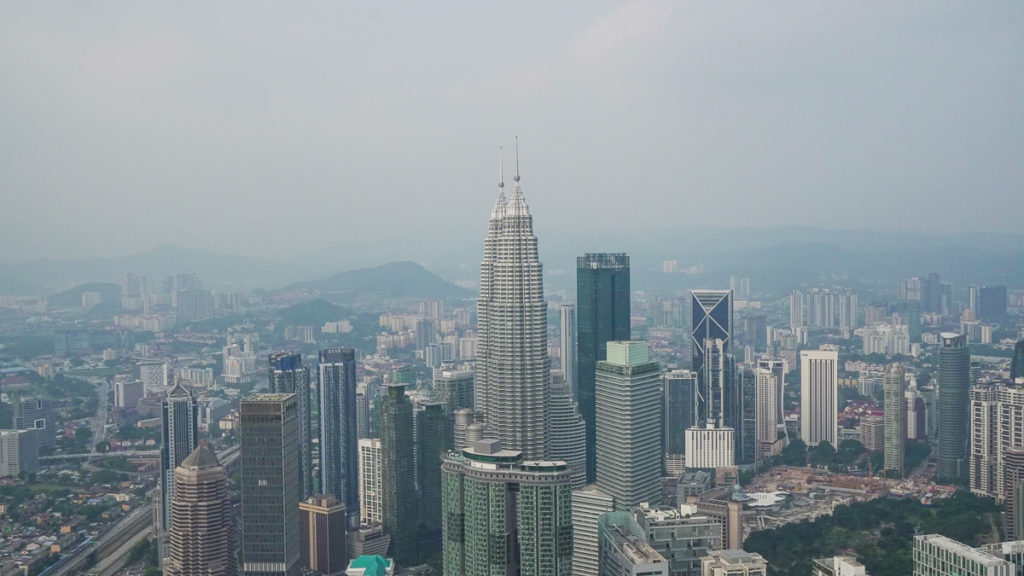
514, 136, 520, 183
498, 146, 504, 189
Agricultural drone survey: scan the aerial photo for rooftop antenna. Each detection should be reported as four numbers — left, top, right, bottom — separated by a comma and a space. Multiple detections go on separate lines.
514, 136, 520, 183
498, 146, 504, 189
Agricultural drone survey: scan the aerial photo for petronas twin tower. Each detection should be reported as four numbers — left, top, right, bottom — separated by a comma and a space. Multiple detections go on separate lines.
476, 142, 550, 460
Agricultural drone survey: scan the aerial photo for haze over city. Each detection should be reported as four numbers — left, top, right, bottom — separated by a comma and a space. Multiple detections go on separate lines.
2, 2, 1023, 264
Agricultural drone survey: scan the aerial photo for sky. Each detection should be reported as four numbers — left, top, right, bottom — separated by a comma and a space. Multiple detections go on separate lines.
1, 2, 1022, 263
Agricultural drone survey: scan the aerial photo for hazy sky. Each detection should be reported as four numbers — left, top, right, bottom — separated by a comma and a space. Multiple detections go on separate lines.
2, 2, 1022, 262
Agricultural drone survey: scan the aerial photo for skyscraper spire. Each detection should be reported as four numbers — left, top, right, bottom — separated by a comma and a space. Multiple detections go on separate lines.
498, 146, 504, 189
514, 135, 520, 183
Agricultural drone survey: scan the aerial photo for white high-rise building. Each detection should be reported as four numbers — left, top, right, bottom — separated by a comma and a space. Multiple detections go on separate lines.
572, 485, 615, 576
801, 349, 839, 448
358, 438, 383, 525
790, 291, 804, 331
476, 144, 549, 459
913, 535, 1014, 576
140, 361, 168, 393
969, 383, 1024, 501
755, 368, 779, 462
685, 424, 735, 469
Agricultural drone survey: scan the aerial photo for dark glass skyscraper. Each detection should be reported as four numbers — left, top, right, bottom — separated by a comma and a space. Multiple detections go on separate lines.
664, 370, 698, 473
240, 393, 301, 576
1012, 340, 1024, 381
937, 333, 970, 480
269, 352, 313, 501
380, 383, 417, 565
691, 290, 734, 425
577, 252, 630, 482
979, 286, 1008, 321
161, 383, 199, 534
319, 348, 359, 528
415, 400, 450, 551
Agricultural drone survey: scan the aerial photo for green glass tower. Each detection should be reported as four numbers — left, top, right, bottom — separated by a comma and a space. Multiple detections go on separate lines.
379, 383, 417, 565
441, 439, 573, 576
577, 252, 631, 483
937, 333, 970, 480
1011, 340, 1024, 381
415, 399, 450, 550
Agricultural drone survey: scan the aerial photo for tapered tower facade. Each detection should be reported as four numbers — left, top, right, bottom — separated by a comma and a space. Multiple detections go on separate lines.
476, 143, 549, 459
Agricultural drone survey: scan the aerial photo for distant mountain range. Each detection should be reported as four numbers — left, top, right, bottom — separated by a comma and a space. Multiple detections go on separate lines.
287, 261, 474, 301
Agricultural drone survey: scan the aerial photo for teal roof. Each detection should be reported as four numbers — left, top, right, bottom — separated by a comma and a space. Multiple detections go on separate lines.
349, 555, 392, 575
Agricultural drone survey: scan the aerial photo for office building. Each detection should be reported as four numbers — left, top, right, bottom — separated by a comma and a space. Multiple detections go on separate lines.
737, 364, 757, 465
701, 550, 767, 576
240, 393, 301, 576
691, 290, 734, 425
884, 363, 906, 476
348, 524, 391, 560
560, 303, 579, 395
161, 383, 199, 534
13, 397, 55, 450
270, 352, 313, 501
441, 438, 573, 576
476, 150, 550, 460
424, 342, 455, 368
811, 557, 866, 576
979, 286, 1008, 321
1011, 341, 1024, 381
634, 503, 722, 576
937, 333, 970, 480
755, 367, 780, 463
300, 495, 348, 576
549, 380, 587, 489
578, 252, 631, 482
600, 511, 669, 576
140, 361, 169, 392
572, 485, 615, 576
0, 429, 38, 478
596, 341, 662, 510
790, 291, 804, 331
801, 349, 838, 448
664, 370, 699, 475
378, 383, 417, 565
115, 380, 145, 409
912, 534, 1013, 576
415, 399, 449, 545
320, 348, 360, 527
433, 364, 474, 415
685, 425, 736, 469
358, 439, 382, 525
164, 441, 236, 576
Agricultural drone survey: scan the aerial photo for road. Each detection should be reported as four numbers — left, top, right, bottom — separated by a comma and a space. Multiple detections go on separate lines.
41, 504, 151, 576
40, 450, 161, 463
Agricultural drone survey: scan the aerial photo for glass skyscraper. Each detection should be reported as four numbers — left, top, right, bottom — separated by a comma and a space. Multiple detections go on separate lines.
577, 252, 630, 482
269, 352, 312, 501
240, 393, 301, 576
441, 439, 573, 576
690, 290, 734, 427
319, 348, 360, 527
379, 383, 417, 565
664, 370, 698, 475
937, 333, 970, 480
161, 383, 198, 534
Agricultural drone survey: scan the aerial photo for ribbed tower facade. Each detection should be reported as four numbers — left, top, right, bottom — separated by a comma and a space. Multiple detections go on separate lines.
937, 333, 970, 480
883, 363, 907, 476
476, 145, 549, 459
165, 441, 236, 576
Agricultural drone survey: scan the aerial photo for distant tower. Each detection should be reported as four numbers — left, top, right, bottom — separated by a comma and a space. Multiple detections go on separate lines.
357, 438, 383, 525
269, 352, 313, 500
379, 383, 417, 565
663, 370, 698, 475
161, 383, 199, 534
691, 290, 734, 426
299, 495, 348, 576
595, 341, 662, 510
800, 349, 838, 448
560, 303, 579, 396
789, 291, 804, 331
240, 393, 301, 576
937, 333, 970, 480
755, 367, 779, 463
884, 363, 907, 476
164, 441, 236, 576
319, 348, 360, 527
476, 142, 550, 459
577, 253, 631, 482
1011, 340, 1024, 381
